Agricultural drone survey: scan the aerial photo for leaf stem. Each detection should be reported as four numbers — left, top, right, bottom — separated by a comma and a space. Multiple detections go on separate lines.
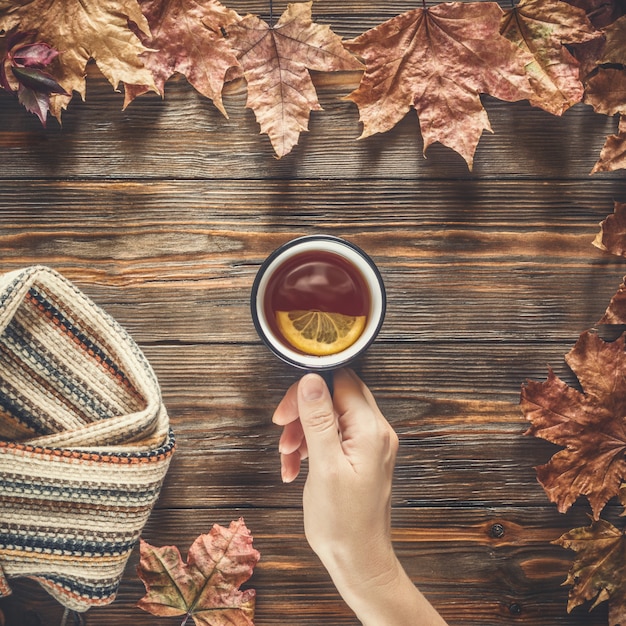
269, 0, 273, 27
60, 609, 84, 626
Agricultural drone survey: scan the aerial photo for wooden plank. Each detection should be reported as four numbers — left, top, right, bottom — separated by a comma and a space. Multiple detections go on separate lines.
0, 70, 620, 181
1, 180, 625, 345
0, 506, 615, 626
66, 342, 577, 510
1, 2, 624, 624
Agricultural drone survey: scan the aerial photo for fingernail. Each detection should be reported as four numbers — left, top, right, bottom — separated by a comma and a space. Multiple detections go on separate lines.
281, 461, 294, 483
301, 374, 325, 401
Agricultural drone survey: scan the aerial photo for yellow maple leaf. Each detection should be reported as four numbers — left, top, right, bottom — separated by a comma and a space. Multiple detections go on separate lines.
0, 0, 157, 115
500, 0, 599, 116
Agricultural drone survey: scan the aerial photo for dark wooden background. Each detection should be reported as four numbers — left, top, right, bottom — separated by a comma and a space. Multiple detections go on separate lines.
1, 1, 626, 624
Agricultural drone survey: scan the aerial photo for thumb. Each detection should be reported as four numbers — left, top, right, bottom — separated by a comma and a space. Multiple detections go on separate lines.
297, 373, 342, 469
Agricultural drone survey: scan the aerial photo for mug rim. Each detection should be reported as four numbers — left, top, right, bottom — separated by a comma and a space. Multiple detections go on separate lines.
250, 235, 386, 371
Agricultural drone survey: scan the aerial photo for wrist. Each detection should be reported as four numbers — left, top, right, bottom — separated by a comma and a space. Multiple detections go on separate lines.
322, 547, 447, 626
320, 541, 402, 611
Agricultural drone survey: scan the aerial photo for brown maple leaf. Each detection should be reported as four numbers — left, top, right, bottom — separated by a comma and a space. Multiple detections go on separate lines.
598, 11, 626, 64
124, 0, 243, 114
597, 273, 626, 325
226, 1, 363, 158
583, 14, 626, 122
554, 518, 626, 624
565, 0, 626, 29
591, 114, 626, 173
594, 201, 626, 256
500, 0, 599, 116
585, 66, 626, 115
137, 518, 260, 626
0, 0, 157, 117
584, 67, 626, 172
521, 329, 626, 519
344, 2, 534, 170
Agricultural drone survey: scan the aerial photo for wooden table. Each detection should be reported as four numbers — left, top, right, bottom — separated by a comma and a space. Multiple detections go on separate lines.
1, 3, 626, 624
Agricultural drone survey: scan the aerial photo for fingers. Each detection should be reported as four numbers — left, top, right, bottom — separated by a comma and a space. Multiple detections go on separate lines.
274, 369, 394, 483
280, 449, 301, 483
332, 369, 399, 469
296, 373, 343, 473
333, 368, 383, 422
278, 418, 304, 455
280, 435, 308, 483
272, 379, 299, 425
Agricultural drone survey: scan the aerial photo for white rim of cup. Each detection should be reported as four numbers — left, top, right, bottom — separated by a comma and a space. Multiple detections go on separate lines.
251, 235, 386, 371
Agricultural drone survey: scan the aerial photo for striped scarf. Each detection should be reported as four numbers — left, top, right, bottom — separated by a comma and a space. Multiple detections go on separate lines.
0, 266, 174, 612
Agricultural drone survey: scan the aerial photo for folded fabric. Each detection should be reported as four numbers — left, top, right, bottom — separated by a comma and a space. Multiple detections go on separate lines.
0, 266, 175, 612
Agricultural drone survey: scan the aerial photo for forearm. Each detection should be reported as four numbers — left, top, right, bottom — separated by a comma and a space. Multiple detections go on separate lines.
323, 549, 448, 626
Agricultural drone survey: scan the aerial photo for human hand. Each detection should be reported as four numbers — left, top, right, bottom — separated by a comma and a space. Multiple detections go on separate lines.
272, 369, 400, 597
272, 369, 448, 626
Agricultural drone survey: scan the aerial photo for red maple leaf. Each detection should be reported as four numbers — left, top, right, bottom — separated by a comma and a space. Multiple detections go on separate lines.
344, 2, 534, 169
125, 0, 243, 114
137, 518, 260, 625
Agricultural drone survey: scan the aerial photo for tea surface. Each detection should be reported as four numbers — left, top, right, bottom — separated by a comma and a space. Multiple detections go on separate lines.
264, 250, 370, 355
265, 250, 369, 316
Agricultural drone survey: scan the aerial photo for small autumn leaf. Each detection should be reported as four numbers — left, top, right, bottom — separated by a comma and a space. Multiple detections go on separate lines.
0, 30, 68, 125
500, 0, 599, 116
594, 201, 626, 257
344, 2, 534, 170
226, 1, 363, 158
521, 329, 626, 519
0, 0, 158, 118
137, 518, 260, 626
554, 518, 626, 624
124, 0, 243, 114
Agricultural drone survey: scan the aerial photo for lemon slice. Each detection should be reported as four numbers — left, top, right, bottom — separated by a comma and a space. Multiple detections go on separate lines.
275, 310, 367, 356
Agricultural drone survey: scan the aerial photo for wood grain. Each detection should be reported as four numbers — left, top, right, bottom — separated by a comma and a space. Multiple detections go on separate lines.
1, 6, 625, 623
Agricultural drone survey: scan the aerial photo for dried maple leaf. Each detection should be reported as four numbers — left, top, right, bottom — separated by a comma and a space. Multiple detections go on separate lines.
521, 329, 626, 519
597, 274, 626, 325
137, 518, 259, 625
554, 518, 626, 624
594, 201, 626, 256
226, 1, 363, 158
344, 2, 534, 170
500, 0, 599, 116
0, 0, 157, 118
598, 11, 626, 63
565, 0, 626, 29
584, 67, 626, 172
591, 114, 626, 172
124, 0, 243, 114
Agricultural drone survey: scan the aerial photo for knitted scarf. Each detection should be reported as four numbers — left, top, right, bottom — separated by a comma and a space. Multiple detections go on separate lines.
0, 266, 175, 612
